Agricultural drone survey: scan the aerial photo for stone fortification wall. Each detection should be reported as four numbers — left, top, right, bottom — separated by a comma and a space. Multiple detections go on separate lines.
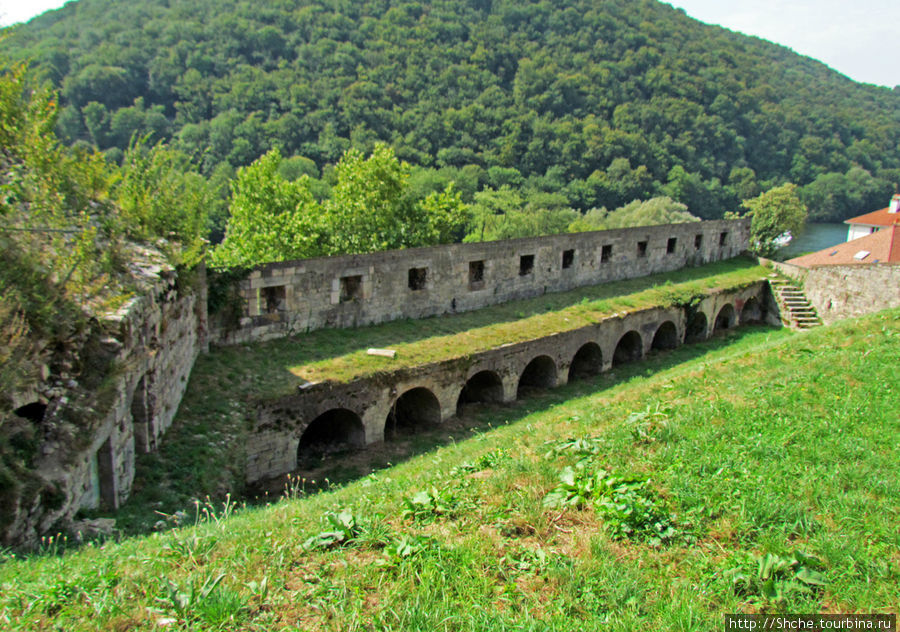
246, 281, 768, 483
3, 263, 207, 547
769, 260, 900, 324
214, 219, 749, 344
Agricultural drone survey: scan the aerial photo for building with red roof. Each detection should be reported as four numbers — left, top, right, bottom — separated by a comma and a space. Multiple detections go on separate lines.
845, 194, 900, 241
787, 224, 900, 268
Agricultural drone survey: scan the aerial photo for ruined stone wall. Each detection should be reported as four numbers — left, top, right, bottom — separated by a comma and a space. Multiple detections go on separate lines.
214, 219, 749, 344
246, 281, 769, 483
769, 260, 900, 325
3, 264, 207, 546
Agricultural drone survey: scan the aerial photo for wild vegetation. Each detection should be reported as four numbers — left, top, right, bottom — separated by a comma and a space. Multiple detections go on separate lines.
1, 307, 896, 630
0, 58, 211, 538
3, 0, 899, 225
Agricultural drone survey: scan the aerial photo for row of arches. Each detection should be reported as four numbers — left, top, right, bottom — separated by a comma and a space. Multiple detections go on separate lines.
296, 299, 763, 466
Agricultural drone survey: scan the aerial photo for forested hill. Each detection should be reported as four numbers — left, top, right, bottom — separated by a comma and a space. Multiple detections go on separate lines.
4, 0, 900, 220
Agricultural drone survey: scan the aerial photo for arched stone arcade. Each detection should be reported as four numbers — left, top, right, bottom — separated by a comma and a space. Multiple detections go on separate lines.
714, 304, 736, 332
568, 342, 603, 381
249, 283, 772, 484
456, 370, 505, 414
297, 408, 366, 467
685, 310, 708, 343
650, 321, 679, 351
384, 387, 442, 440
517, 355, 558, 398
613, 330, 643, 366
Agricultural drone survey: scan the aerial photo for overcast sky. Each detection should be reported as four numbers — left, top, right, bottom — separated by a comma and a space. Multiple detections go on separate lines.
2, 0, 898, 88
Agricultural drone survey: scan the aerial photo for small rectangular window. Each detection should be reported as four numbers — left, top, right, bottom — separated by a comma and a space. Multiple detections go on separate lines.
262, 285, 286, 313
637, 241, 648, 258
694, 234, 703, 250
519, 254, 535, 276
562, 249, 575, 269
666, 237, 677, 254
719, 231, 728, 247
340, 275, 363, 302
468, 260, 485, 290
601, 244, 612, 263
408, 267, 427, 291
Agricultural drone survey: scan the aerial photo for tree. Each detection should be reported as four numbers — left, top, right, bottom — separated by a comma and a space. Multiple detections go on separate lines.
210, 148, 324, 268
569, 196, 698, 232
115, 138, 215, 266
736, 183, 808, 257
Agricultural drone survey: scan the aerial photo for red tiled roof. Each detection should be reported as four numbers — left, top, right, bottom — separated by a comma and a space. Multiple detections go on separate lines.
786, 225, 900, 268
844, 206, 900, 227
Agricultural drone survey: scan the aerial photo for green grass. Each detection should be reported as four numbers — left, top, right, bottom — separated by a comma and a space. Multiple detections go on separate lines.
2, 307, 898, 631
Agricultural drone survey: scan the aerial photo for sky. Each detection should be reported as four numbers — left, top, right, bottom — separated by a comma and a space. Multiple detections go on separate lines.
1, 0, 898, 88
666, 0, 900, 88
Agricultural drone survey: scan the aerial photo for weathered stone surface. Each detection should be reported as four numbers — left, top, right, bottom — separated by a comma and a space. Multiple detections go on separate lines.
769, 260, 900, 324
212, 220, 750, 343
245, 282, 770, 484
2, 262, 208, 548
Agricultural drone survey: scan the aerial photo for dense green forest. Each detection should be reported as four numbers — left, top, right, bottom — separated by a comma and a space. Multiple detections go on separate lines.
3, 0, 899, 224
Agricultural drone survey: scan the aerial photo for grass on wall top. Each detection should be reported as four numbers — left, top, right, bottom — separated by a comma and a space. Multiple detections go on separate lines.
219, 256, 768, 394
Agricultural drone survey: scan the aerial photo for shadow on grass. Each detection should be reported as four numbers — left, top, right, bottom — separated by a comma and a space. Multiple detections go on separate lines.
243, 323, 783, 501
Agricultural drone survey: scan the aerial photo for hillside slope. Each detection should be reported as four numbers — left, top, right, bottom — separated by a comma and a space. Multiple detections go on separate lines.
4, 0, 899, 219
2, 308, 897, 629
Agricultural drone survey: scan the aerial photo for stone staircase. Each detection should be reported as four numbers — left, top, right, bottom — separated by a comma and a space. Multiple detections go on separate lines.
768, 275, 822, 329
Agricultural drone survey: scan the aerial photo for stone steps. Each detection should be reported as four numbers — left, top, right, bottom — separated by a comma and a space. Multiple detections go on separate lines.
768, 274, 822, 329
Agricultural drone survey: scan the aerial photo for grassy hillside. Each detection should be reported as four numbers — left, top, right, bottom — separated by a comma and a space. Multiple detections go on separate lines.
4, 0, 899, 219
2, 307, 897, 630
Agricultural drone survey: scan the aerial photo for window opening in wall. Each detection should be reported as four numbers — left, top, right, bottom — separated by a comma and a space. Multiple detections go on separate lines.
262, 285, 286, 313
561, 249, 575, 269
408, 267, 428, 291
694, 234, 703, 249
519, 254, 535, 276
667, 237, 677, 254
601, 244, 612, 263
340, 275, 363, 302
637, 241, 648, 258
719, 231, 728, 247
468, 260, 485, 290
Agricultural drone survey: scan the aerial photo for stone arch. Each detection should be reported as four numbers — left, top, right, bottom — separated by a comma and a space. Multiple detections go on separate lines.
297, 408, 365, 466
457, 370, 504, 414
517, 355, 558, 398
714, 304, 736, 332
685, 311, 708, 343
385, 387, 442, 440
568, 342, 603, 381
613, 330, 643, 366
740, 296, 763, 324
651, 321, 679, 351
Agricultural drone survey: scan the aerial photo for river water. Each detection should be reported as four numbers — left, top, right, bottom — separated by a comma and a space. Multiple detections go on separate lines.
776, 222, 846, 259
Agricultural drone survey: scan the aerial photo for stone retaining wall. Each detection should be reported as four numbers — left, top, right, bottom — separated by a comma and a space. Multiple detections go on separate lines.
767, 260, 900, 325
